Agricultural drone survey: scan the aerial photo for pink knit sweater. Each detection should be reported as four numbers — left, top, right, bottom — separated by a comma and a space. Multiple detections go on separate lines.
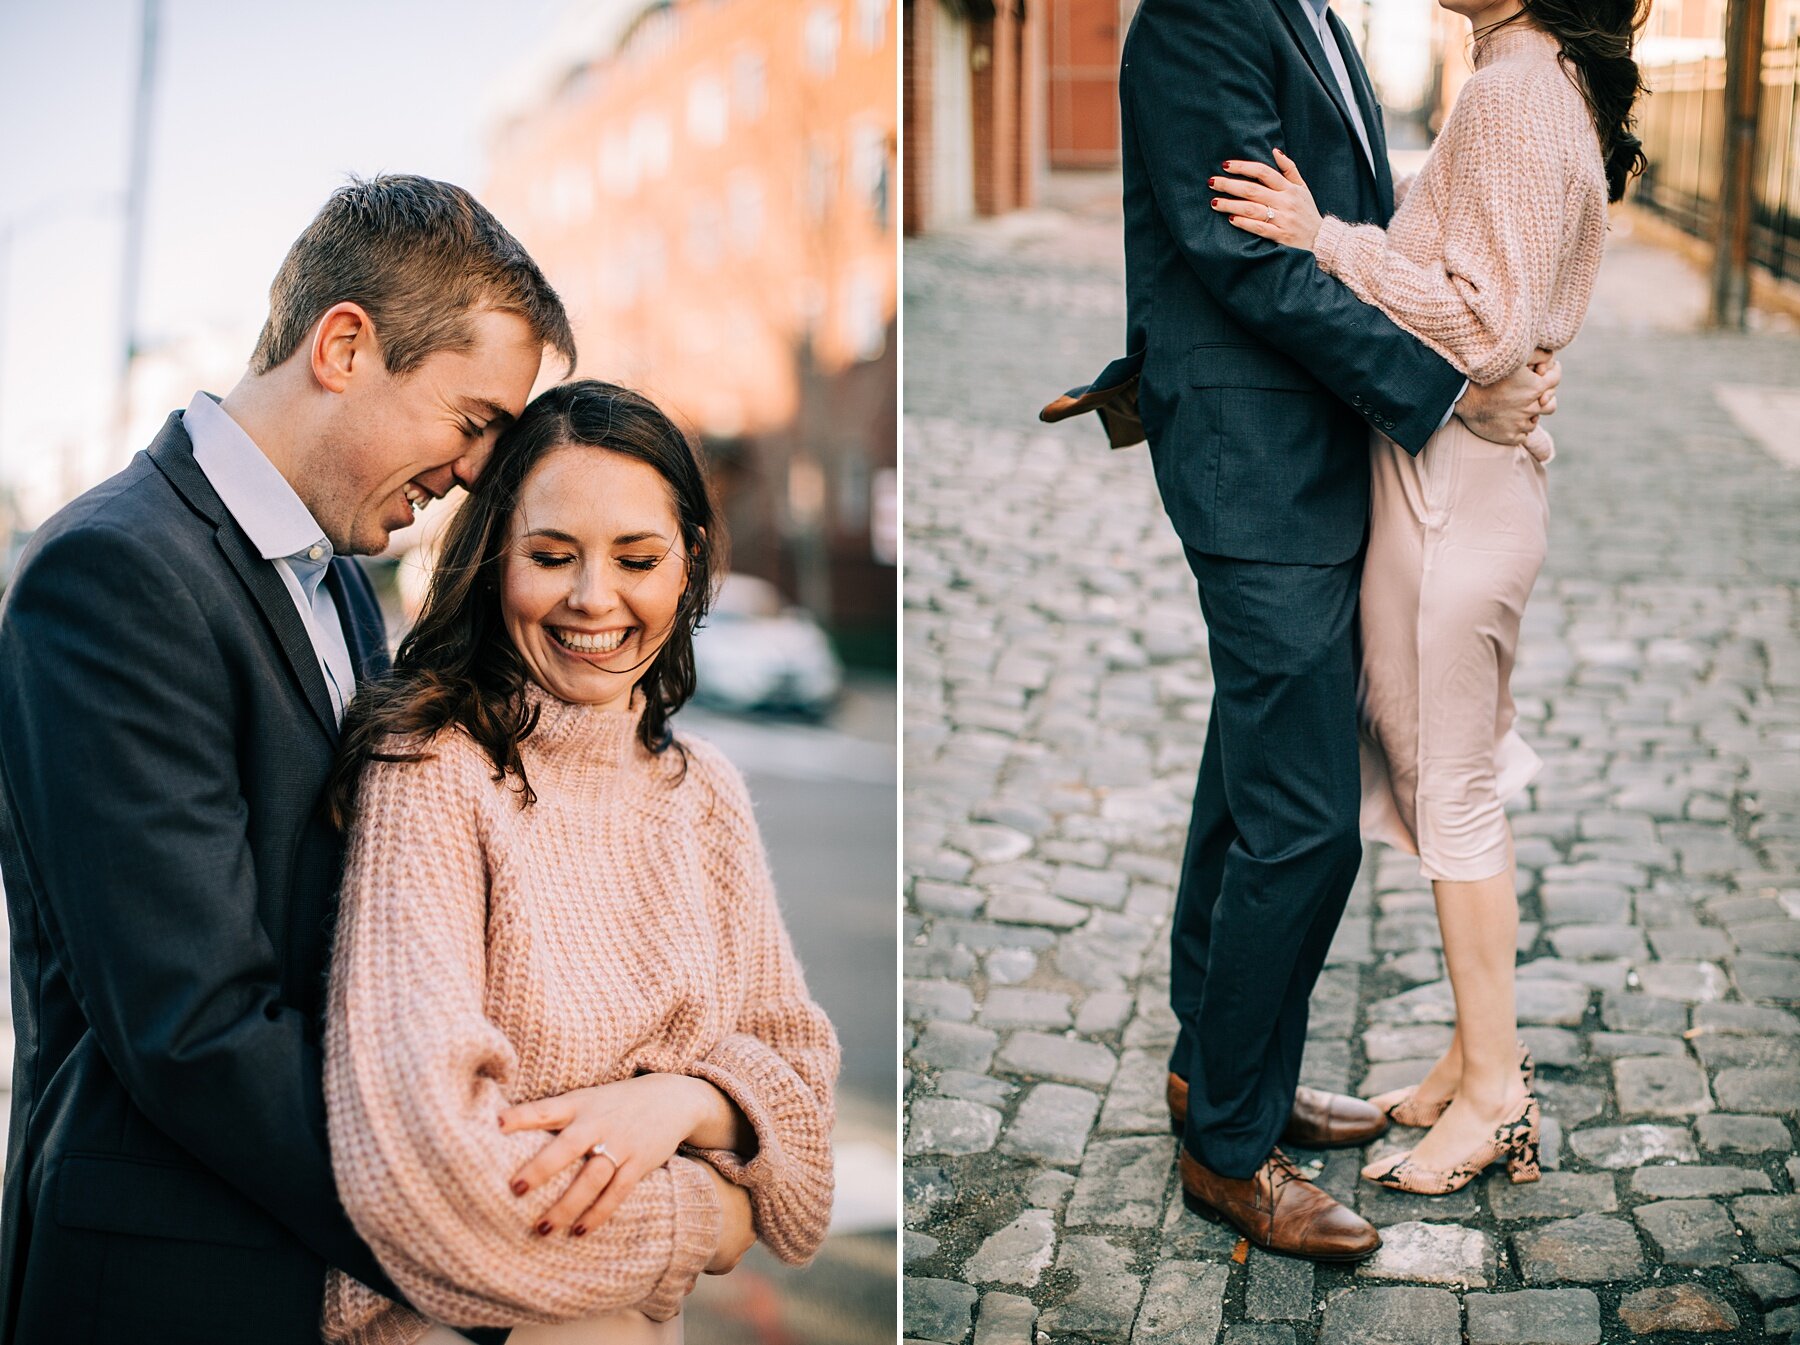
1313, 24, 1609, 389
321, 686, 839, 1344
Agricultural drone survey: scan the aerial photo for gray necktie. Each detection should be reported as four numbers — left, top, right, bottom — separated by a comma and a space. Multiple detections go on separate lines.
1309, 1, 1376, 173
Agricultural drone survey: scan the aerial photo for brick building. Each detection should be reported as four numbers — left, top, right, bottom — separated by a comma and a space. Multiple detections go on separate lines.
481, 0, 896, 648
903, 0, 1043, 232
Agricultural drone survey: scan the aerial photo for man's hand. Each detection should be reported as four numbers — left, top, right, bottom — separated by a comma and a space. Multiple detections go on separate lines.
1456, 350, 1561, 445
703, 1165, 756, 1275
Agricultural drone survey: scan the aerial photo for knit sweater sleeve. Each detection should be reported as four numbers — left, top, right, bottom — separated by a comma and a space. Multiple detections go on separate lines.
677, 741, 840, 1265
323, 734, 720, 1341
1312, 71, 1568, 386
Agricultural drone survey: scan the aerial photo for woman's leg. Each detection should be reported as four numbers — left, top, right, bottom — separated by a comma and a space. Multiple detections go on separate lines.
1400, 822, 1529, 1170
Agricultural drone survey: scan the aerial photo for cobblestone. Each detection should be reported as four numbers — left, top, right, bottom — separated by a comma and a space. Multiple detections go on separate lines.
1733, 1260, 1800, 1309
1317, 1286, 1460, 1345
1629, 1164, 1774, 1198
1735, 1195, 1800, 1256
1513, 1214, 1646, 1284
1692, 1109, 1792, 1152
1133, 1262, 1229, 1345
1067, 1137, 1176, 1229
1612, 1054, 1715, 1116
1632, 1198, 1743, 1266
972, 1292, 1037, 1345
1357, 1221, 1496, 1287
999, 1083, 1101, 1166
908, 1098, 1003, 1156
1486, 1171, 1618, 1220
1565, 1123, 1698, 1168
1245, 1250, 1314, 1322
1616, 1284, 1741, 1333
1464, 1289, 1602, 1345
905, 180, 1800, 1343
964, 1209, 1057, 1287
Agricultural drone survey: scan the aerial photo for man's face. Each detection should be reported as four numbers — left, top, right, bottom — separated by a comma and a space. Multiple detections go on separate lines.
309, 308, 545, 555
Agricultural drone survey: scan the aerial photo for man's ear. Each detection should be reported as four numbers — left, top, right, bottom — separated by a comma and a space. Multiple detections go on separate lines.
310, 302, 378, 394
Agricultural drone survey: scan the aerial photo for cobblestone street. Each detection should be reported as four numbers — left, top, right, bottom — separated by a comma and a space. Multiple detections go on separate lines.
902, 176, 1800, 1345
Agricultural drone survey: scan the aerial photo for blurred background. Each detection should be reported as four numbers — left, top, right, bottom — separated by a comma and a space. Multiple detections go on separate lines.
904, 0, 1800, 327
0, 1, 897, 1340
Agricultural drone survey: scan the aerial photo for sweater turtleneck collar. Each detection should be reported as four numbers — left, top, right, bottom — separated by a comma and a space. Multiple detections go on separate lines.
1473, 19, 1558, 69
519, 678, 647, 770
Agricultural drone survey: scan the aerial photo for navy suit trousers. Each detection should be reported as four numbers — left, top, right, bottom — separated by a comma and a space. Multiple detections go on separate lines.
1172, 548, 1366, 1178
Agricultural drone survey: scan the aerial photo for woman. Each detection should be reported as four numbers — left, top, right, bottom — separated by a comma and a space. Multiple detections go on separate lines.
1210, 0, 1645, 1193
320, 380, 839, 1342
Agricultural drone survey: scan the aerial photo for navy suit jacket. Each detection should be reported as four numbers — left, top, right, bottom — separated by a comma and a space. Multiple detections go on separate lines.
0, 415, 418, 1343
1108, 0, 1466, 564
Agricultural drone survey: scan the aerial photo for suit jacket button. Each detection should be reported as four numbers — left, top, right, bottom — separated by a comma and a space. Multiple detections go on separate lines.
1352, 395, 1365, 407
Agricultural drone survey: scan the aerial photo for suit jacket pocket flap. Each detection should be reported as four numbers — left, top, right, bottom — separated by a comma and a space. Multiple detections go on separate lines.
1189, 344, 1318, 392
56, 1153, 277, 1247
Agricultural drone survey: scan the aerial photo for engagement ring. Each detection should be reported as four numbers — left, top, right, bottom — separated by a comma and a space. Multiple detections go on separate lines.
590, 1142, 614, 1162
1264, 207, 1274, 222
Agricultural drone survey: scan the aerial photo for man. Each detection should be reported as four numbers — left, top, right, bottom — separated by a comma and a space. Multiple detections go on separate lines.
0, 176, 574, 1342
1046, 0, 1559, 1259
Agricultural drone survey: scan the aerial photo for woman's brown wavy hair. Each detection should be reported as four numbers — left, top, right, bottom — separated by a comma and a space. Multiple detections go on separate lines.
328, 379, 722, 825
1483, 0, 1651, 203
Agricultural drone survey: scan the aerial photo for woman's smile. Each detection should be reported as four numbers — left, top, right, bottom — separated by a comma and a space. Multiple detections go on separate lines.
548, 625, 633, 657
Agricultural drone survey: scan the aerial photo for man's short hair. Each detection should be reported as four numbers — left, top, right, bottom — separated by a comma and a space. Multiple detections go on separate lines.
250, 174, 577, 378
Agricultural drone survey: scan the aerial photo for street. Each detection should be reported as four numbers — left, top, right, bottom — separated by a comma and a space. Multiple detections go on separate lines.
903, 173, 1800, 1345
681, 681, 899, 1344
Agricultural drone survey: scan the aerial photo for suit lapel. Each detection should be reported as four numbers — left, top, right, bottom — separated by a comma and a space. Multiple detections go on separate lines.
325, 560, 391, 683
1329, 8, 1396, 207
1270, 0, 1376, 188
147, 417, 341, 745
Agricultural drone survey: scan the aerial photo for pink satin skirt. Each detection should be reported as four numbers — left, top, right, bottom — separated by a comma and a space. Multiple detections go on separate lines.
419, 1313, 681, 1345
1358, 417, 1549, 882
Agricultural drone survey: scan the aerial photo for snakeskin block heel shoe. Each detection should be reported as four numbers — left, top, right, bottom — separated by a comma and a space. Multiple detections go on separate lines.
1365, 1040, 1536, 1129
1358, 1089, 1541, 1195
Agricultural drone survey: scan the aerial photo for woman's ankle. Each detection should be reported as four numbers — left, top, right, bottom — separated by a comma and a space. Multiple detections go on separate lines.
1455, 1073, 1525, 1117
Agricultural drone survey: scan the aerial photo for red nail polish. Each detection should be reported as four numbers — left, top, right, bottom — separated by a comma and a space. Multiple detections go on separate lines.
512, 1180, 529, 1196
572, 1225, 588, 1237
535, 1220, 553, 1236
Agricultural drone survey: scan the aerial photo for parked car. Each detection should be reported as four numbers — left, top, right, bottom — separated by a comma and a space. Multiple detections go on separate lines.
694, 573, 842, 717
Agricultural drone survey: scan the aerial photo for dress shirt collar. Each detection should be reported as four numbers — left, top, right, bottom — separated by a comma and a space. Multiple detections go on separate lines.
1302, 0, 1332, 24
184, 391, 335, 569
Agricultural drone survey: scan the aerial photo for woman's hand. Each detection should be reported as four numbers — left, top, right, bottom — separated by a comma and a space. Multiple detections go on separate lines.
499, 1074, 737, 1237
1209, 149, 1323, 251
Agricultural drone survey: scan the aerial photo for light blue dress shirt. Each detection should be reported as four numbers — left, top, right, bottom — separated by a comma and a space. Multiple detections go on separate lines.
185, 391, 357, 723
1301, 0, 1376, 173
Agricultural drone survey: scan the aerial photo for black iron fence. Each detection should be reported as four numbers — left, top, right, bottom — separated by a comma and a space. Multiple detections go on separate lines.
1634, 40, 1800, 281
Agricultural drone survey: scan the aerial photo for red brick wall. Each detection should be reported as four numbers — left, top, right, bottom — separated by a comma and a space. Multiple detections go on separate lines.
904, 0, 931, 235
906, 0, 1041, 231
971, 0, 1031, 215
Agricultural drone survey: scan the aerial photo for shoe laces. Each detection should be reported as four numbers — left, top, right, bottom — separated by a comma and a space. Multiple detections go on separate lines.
1269, 1148, 1306, 1192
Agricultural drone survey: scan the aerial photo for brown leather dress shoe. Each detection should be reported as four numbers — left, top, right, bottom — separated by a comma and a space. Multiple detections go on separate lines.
1165, 1071, 1189, 1136
1166, 1074, 1389, 1148
1178, 1147, 1381, 1262
1282, 1086, 1390, 1147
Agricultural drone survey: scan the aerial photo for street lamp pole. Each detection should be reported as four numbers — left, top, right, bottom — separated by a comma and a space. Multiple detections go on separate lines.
114, 0, 161, 464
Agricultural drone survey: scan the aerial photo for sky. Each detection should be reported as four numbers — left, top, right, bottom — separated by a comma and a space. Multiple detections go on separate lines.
0, 0, 567, 521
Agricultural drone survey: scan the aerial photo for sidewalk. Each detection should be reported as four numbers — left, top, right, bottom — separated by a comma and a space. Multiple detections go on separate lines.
902, 175, 1800, 1345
